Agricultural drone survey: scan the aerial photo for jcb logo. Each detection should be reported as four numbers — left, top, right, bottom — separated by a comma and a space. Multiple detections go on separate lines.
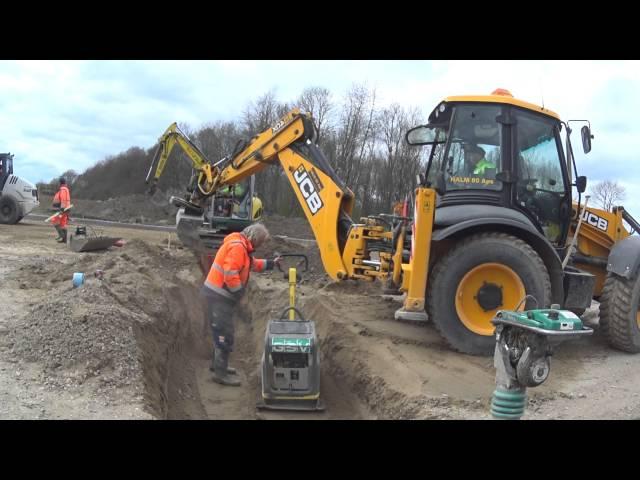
582, 210, 609, 232
271, 119, 286, 134
294, 165, 323, 215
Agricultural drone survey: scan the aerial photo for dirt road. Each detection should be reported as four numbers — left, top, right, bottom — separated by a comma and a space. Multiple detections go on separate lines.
1, 219, 639, 419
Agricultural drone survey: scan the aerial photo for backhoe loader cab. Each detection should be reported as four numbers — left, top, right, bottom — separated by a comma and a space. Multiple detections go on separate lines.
408, 90, 577, 248
405, 89, 598, 354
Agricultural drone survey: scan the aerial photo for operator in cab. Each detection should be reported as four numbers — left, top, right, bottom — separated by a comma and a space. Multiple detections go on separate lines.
462, 144, 496, 176
201, 223, 281, 386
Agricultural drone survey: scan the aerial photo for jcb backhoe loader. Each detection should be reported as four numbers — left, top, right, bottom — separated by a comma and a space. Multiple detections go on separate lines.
168, 90, 640, 356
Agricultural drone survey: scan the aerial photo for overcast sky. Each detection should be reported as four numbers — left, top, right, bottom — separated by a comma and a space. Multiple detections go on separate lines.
1, 60, 639, 213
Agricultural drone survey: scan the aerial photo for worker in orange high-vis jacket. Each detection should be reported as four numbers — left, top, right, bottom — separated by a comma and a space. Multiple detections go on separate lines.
51, 177, 71, 243
201, 223, 281, 386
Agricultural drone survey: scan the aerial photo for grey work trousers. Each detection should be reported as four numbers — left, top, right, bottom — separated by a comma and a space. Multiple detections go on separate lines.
205, 295, 237, 353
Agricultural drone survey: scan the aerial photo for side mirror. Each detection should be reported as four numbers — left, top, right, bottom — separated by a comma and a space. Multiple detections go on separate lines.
576, 175, 587, 193
406, 125, 435, 145
581, 125, 593, 154
406, 123, 446, 145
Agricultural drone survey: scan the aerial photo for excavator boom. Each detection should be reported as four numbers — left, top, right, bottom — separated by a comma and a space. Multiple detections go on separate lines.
145, 122, 215, 200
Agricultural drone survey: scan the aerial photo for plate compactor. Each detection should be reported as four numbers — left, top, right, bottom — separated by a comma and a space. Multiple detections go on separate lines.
258, 254, 324, 412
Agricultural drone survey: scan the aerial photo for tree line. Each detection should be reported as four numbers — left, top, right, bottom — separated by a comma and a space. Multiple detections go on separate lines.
38, 84, 428, 218
39, 83, 628, 217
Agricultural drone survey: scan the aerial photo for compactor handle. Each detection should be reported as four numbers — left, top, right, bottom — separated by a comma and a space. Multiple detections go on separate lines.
278, 306, 307, 322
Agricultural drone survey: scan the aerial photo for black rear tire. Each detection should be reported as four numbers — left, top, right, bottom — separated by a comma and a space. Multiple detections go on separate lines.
0, 196, 19, 224
426, 232, 551, 356
599, 272, 640, 353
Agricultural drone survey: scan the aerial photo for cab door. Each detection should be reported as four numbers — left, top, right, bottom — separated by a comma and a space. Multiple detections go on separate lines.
512, 109, 571, 246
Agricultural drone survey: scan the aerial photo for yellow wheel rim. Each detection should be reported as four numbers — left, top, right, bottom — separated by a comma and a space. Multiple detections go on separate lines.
455, 262, 526, 336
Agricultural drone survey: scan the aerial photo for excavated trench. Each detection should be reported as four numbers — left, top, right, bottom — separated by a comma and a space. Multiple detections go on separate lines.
136, 273, 373, 420
139, 266, 498, 420
36, 237, 501, 420
4, 235, 374, 420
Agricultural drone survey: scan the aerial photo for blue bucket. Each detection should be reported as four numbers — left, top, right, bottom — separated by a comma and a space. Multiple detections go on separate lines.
72, 272, 85, 288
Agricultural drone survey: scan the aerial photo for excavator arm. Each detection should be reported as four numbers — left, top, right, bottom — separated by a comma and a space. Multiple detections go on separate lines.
145, 122, 215, 201
208, 108, 366, 280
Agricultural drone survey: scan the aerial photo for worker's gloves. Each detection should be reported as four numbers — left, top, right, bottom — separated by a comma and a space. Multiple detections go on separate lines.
265, 257, 282, 271
52, 202, 61, 209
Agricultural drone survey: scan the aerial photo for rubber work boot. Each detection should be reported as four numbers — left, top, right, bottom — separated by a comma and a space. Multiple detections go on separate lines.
54, 225, 63, 241
56, 229, 67, 244
209, 349, 237, 375
211, 348, 241, 387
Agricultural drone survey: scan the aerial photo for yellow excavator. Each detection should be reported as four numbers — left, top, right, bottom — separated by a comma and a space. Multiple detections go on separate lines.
145, 122, 263, 266
170, 90, 640, 356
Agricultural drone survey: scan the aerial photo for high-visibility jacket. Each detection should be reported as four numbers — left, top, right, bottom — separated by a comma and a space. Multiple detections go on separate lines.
473, 158, 496, 175
203, 232, 273, 302
51, 185, 71, 228
53, 185, 71, 209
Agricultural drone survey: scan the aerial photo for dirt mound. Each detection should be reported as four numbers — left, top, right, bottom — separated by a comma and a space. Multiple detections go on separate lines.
5, 239, 209, 417
35, 193, 178, 225
261, 215, 313, 239
9, 283, 142, 391
35, 193, 316, 232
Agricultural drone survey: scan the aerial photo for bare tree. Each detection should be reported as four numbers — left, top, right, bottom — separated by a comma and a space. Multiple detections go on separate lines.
590, 180, 626, 211
242, 89, 280, 134
369, 104, 424, 213
241, 90, 289, 214
297, 87, 334, 142
333, 83, 377, 189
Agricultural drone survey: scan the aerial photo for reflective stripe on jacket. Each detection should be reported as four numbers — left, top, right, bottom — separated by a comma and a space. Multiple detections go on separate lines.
53, 185, 71, 208
203, 232, 270, 300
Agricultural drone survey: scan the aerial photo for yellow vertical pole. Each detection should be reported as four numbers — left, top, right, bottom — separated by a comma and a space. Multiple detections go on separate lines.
395, 187, 435, 321
289, 267, 296, 320
405, 187, 435, 309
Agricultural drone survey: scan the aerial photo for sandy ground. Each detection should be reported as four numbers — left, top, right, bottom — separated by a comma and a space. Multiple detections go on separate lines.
1, 218, 640, 419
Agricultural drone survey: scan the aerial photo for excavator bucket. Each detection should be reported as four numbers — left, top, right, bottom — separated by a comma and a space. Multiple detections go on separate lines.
70, 236, 122, 252
68, 226, 122, 252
